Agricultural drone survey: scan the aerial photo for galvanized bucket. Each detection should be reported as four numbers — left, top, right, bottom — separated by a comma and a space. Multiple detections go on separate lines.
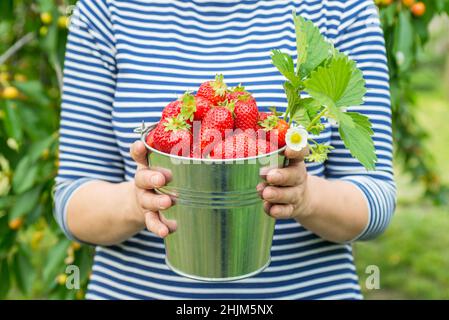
137, 122, 287, 281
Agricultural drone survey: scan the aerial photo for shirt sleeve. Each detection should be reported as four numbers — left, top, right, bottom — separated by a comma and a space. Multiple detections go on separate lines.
54, 0, 124, 240
326, 0, 397, 241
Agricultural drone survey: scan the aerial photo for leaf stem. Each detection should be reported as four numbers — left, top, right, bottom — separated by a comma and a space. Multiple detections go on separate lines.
306, 107, 327, 131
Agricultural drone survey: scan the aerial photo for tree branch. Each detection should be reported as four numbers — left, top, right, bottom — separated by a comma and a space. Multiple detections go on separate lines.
0, 32, 36, 65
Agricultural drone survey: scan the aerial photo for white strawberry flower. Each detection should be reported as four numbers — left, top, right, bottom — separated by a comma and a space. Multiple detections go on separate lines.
286, 125, 309, 151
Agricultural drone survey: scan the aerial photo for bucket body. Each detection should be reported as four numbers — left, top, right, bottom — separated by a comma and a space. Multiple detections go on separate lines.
141, 124, 286, 281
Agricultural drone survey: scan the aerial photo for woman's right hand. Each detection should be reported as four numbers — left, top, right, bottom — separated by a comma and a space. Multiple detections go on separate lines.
130, 141, 175, 238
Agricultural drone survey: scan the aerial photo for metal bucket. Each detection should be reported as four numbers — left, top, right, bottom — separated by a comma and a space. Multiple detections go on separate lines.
137, 122, 287, 281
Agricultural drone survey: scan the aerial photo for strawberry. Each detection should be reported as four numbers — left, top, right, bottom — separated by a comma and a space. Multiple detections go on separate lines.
232, 96, 258, 131
200, 106, 234, 156
161, 100, 181, 120
193, 96, 212, 121
153, 116, 192, 156
146, 129, 155, 148
256, 139, 276, 155
197, 74, 228, 105
258, 114, 289, 149
210, 132, 257, 159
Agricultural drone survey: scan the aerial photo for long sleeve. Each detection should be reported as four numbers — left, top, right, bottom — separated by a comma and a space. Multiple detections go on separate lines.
326, 0, 397, 241
54, 0, 124, 240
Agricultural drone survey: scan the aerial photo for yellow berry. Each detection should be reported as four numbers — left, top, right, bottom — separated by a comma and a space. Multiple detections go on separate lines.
2, 86, 19, 99
402, 0, 415, 7
9, 218, 23, 230
14, 74, 27, 82
57, 274, 68, 286
71, 242, 82, 251
39, 26, 48, 37
0, 72, 10, 82
41, 148, 50, 160
40, 12, 53, 24
58, 16, 69, 29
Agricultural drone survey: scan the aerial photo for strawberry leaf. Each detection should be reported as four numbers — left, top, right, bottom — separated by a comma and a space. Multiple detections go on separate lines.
332, 110, 377, 171
271, 50, 301, 87
293, 11, 332, 78
303, 52, 367, 109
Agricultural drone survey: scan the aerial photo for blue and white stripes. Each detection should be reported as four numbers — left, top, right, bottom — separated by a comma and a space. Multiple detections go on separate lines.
54, 0, 396, 300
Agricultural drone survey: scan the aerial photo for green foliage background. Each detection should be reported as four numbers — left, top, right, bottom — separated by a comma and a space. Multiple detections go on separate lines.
0, 0, 448, 299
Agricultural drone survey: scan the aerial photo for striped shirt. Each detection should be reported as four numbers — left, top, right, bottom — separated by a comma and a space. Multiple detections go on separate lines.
54, 0, 396, 300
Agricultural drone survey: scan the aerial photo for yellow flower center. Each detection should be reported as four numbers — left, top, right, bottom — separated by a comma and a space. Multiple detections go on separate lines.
291, 132, 302, 144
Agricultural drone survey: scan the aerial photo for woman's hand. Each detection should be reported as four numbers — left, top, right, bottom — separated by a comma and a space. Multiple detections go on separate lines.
258, 148, 314, 220
130, 141, 175, 238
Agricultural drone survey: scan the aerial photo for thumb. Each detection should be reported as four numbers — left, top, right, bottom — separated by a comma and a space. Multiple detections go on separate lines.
130, 141, 149, 169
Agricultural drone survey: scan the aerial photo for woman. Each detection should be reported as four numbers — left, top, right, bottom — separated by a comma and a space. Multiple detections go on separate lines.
55, 0, 396, 299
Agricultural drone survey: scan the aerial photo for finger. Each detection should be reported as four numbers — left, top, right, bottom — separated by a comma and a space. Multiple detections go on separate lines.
141, 192, 172, 211
130, 141, 149, 169
145, 211, 169, 238
159, 213, 178, 233
266, 163, 307, 186
262, 186, 300, 204
135, 169, 166, 189
263, 200, 273, 215
256, 182, 267, 197
269, 204, 294, 219
284, 147, 309, 163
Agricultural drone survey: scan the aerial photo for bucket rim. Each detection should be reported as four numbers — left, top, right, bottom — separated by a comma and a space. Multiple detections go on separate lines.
138, 122, 287, 164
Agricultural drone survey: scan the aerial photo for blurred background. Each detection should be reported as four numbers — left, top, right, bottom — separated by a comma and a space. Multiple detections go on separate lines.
0, 0, 448, 299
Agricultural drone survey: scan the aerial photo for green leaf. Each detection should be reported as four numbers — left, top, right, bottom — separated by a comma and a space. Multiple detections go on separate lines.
14, 81, 51, 107
293, 12, 332, 78
13, 156, 38, 194
43, 240, 71, 286
0, 258, 10, 299
393, 10, 414, 73
271, 50, 300, 86
283, 81, 301, 119
303, 53, 366, 109
292, 98, 321, 128
9, 186, 42, 221
335, 111, 377, 170
12, 247, 35, 295
3, 101, 23, 142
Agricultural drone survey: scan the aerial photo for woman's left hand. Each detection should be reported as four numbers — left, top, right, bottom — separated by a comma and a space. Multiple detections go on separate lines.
257, 147, 313, 220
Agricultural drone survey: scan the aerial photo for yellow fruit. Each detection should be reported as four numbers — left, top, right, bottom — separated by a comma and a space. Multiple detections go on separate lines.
58, 16, 69, 28
71, 242, 82, 251
14, 74, 27, 82
39, 26, 48, 37
383, 0, 393, 5
31, 231, 45, 249
40, 12, 53, 24
411, 2, 426, 16
41, 148, 50, 160
0, 72, 10, 82
402, 0, 415, 7
76, 289, 85, 300
57, 274, 68, 286
9, 218, 23, 230
2, 86, 19, 99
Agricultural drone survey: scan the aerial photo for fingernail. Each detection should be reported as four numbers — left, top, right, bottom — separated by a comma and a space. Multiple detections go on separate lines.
159, 198, 169, 209
264, 188, 276, 200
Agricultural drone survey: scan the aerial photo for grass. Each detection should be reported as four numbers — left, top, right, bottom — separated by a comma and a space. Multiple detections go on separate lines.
354, 57, 449, 300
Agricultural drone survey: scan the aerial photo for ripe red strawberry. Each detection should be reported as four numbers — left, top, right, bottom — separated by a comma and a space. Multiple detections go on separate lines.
197, 74, 228, 105
210, 133, 256, 159
161, 100, 181, 120
200, 106, 234, 155
232, 96, 258, 131
153, 116, 192, 156
146, 129, 155, 148
193, 96, 212, 121
258, 114, 289, 149
256, 139, 276, 155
